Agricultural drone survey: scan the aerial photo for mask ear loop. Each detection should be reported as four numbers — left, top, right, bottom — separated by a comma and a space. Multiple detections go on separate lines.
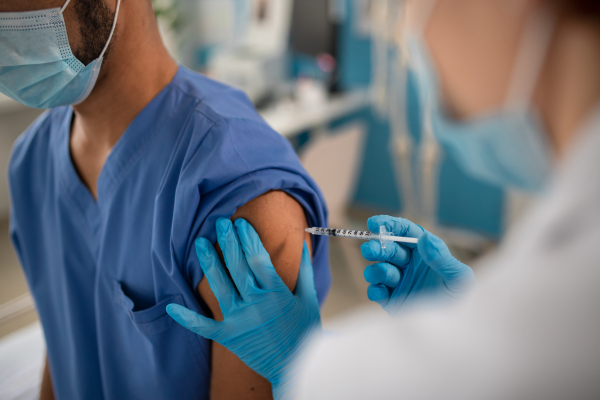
402, 0, 442, 227
408, 0, 438, 37
502, 7, 556, 224
413, 0, 442, 229
98, 0, 121, 61
504, 6, 557, 110
390, 2, 419, 219
60, 0, 72, 13
59, 0, 120, 62
70, 0, 122, 105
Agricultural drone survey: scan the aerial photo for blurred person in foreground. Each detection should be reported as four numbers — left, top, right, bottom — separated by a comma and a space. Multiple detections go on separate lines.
0, 0, 331, 399
168, 0, 600, 398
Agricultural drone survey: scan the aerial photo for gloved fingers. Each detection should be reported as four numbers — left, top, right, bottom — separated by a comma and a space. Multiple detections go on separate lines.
366, 284, 390, 307
195, 238, 238, 311
234, 218, 287, 291
363, 263, 401, 289
367, 215, 425, 248
166, 304, 220, 340
417, 232, 477, 294
361, 240, 411, 266
294, 242, 319, 308
216, 218, 258, 300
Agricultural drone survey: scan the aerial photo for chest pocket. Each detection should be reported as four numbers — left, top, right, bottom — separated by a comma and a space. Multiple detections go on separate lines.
113, 281, 181, 335
110, 280, 211, 400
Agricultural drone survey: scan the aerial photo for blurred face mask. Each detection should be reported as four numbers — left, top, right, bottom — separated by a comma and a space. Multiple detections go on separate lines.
0, 0, 120, 109
401, 1, 555, 192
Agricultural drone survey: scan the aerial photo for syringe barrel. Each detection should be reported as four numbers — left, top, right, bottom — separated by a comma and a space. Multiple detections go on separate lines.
306, 226, 418, 246
307, 227, 375, 240
331, 229, 374, 240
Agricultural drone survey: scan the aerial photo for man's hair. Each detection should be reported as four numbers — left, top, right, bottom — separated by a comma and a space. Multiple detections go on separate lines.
73, 0, 116, 66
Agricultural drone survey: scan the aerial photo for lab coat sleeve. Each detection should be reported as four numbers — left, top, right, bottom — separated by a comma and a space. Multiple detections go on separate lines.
297, 107, 600, 400
297, 231, 600, 400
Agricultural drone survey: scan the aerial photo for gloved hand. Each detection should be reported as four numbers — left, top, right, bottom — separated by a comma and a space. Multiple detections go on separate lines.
166, 218, 321, 400
362, 215, 476, 315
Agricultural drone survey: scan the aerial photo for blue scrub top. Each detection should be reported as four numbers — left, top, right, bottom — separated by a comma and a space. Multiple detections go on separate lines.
9, 66, 331, 400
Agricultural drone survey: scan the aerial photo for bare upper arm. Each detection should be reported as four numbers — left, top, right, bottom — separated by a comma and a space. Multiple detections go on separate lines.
40, 355, 54, 400
196, 190, 313, 399
198, 190, 313, 317
230, 190, 313, 291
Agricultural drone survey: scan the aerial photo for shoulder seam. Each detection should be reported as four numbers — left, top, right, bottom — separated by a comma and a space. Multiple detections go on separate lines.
180, 117, 218, 172
170, 77, 267, 128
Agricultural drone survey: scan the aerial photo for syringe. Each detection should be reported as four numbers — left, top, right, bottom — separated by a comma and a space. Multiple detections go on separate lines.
305, 226, 418, 249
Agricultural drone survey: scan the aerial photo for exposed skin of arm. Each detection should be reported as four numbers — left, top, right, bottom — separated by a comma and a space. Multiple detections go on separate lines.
197, 190, 314, 400
40, 355, 55, 400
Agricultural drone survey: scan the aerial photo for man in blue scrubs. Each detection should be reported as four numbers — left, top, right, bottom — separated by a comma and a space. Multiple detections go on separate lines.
1, 0, 330, 399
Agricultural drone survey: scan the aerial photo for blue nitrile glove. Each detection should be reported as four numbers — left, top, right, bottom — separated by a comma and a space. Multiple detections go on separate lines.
167, 218, 321, 400
361, 215, 476, 315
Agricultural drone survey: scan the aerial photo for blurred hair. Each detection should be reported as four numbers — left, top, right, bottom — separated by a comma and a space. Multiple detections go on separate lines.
555, 0, 600, 22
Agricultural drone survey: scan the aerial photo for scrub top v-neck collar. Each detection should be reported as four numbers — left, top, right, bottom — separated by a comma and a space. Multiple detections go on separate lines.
55, 67, 183, 232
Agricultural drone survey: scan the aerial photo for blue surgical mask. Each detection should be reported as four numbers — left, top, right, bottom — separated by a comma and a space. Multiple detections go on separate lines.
0, 0, 120, 109
402, 6, 555, 192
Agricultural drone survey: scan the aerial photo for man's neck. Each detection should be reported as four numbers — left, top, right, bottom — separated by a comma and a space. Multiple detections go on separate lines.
69, 1, 178, 199
72, 26, 177, 147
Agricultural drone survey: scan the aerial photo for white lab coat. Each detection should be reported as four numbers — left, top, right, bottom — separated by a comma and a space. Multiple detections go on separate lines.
297, 104, 600, 400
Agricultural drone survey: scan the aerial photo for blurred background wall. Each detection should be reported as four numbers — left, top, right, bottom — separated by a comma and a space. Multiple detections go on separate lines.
0, 100, 43, 216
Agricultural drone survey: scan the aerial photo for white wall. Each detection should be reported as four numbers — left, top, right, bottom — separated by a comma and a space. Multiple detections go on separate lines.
0, 97, 43, 218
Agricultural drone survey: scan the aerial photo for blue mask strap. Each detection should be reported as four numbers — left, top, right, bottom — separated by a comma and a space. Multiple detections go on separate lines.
504, 6, 557, 110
